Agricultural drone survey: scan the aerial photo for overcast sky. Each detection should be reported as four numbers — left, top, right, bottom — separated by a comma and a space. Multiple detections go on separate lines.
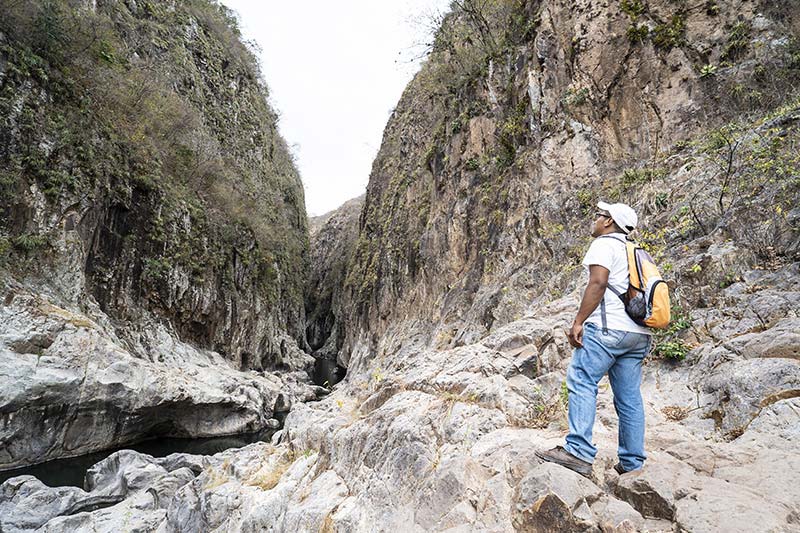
221, 0, 451, 216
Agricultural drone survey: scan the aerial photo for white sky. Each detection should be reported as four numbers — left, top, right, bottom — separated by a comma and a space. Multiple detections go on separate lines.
221, 0, 451, 216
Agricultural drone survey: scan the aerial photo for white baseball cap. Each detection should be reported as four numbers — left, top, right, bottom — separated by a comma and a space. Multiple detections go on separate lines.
597, 201, 638, 234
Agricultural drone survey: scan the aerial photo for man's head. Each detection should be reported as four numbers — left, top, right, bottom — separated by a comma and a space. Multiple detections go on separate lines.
591, 202, 637, 237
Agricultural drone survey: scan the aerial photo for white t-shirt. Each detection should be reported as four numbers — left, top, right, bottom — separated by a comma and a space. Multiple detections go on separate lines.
582, 234, 651, 335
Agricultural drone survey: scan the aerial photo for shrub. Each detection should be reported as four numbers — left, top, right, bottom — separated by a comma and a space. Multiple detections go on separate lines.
496, 99, 529, 168
655, 191, 669, 210
652, 339, 690, 360
652, 14, 686, 50
0, 236, 10, 261
627, 24, 650, 44
720, 22, 751, 63
620, 0, 646, 18
652, 303, 692, 361
562, 87, 589, 108
0, 0, 309, 317
576, 188, 594, 213
560, 380, 569, 407
700, 64, 718, 78
142, 257, 172, 281
620, 166, 666, 187
12, 233, 49, 251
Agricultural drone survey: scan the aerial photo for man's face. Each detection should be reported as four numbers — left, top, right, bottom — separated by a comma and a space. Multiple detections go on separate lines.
591, 211, 612, 237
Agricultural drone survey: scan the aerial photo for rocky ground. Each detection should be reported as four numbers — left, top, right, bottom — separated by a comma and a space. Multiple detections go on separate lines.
0, 273, 318, 472
3, 260, 797, 532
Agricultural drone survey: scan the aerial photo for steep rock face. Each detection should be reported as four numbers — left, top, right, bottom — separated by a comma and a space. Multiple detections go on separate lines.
2, 2, 800, 531
0, 0, 309, 370
0, 0, 316, 469
339, 0, 800, 370
306, 195, 364, 357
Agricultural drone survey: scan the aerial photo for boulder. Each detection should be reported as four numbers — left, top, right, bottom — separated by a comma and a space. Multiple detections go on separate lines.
0, 286, 319, 470
0, 450, 199, 533
85, 450, 168, 496
614, 454, 697, 520
514, 463, 644, 532
0, 477, 88, 533
701, 358, 800, 435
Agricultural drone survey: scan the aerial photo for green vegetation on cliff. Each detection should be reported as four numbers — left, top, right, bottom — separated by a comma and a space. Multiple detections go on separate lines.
339, 0, 800, 365
0, 0, 308, 363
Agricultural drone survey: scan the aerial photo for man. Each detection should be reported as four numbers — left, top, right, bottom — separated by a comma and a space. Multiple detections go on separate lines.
536, 202, 652, 477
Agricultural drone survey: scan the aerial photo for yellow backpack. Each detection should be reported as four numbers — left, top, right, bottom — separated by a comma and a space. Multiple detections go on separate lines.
601, 236, 671, 329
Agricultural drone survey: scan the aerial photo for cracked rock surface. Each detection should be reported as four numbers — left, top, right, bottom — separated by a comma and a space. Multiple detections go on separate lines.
0, 279, 318, 471
3, 264, 798, 531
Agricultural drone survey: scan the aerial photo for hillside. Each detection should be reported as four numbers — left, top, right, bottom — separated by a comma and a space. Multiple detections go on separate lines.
337, 0, 799, 372
0, 0, 316, 470
0, 0, 309, 368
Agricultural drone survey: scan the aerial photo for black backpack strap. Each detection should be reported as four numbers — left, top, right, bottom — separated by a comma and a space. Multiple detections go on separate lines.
598, 234, 628, 244
607, 285, 624, 297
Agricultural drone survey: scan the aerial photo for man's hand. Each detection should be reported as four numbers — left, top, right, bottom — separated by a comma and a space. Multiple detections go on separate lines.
567, 322, 583, 348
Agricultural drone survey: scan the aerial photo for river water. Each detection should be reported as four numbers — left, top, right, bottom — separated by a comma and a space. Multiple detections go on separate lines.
0, 426, 281, 488
312, 357, 346, 388
2, 359, 346, 489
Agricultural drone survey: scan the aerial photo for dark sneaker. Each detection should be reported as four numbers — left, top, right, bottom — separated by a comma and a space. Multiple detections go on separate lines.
614, 462, 642, 475
536, 446, 593, 477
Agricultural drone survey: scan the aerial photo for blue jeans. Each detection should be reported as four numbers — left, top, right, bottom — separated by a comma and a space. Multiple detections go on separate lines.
564, 322, 651, 471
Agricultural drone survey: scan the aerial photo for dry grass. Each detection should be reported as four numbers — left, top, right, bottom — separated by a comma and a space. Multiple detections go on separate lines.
244, 448, 317, 492
661, 405, 690, 421
527, 400, 565, 429
245, 450, 296, 491
320, 512, 336, 533
38, 302, 96, 329
246, 460, 292, 491
203, 459, 231, 490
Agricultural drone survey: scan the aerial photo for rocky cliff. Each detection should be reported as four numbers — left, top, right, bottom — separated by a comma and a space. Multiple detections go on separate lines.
112, 0, 795, 531
0, 0, 316, 470
306, 195, 364, 358
338, 0, 800, 372
181, 92, 796, 533
0, 0, 309, 369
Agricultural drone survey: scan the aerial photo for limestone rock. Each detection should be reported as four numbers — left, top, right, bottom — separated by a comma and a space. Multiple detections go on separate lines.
1, 0, 310, 371
306, 195, 364, 359
0, 283, 318, 470
85, 450, 169, 496
701, 358, 800, 436
2, 288, 799, 531
2, 1, 800, 532
740, 397, 800, 444
337, 0, 800, 377
0, 477, 88, 533
514, 463, 644, 532
0, 449, 201, 533
614, 453, 696, 520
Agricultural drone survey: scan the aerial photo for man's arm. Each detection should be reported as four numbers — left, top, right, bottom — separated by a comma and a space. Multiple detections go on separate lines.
567, 264, 610, 348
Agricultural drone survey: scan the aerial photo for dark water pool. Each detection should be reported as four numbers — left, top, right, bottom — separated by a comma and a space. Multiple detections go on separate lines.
312, 357, 346, 388
0, 423, 282, 488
